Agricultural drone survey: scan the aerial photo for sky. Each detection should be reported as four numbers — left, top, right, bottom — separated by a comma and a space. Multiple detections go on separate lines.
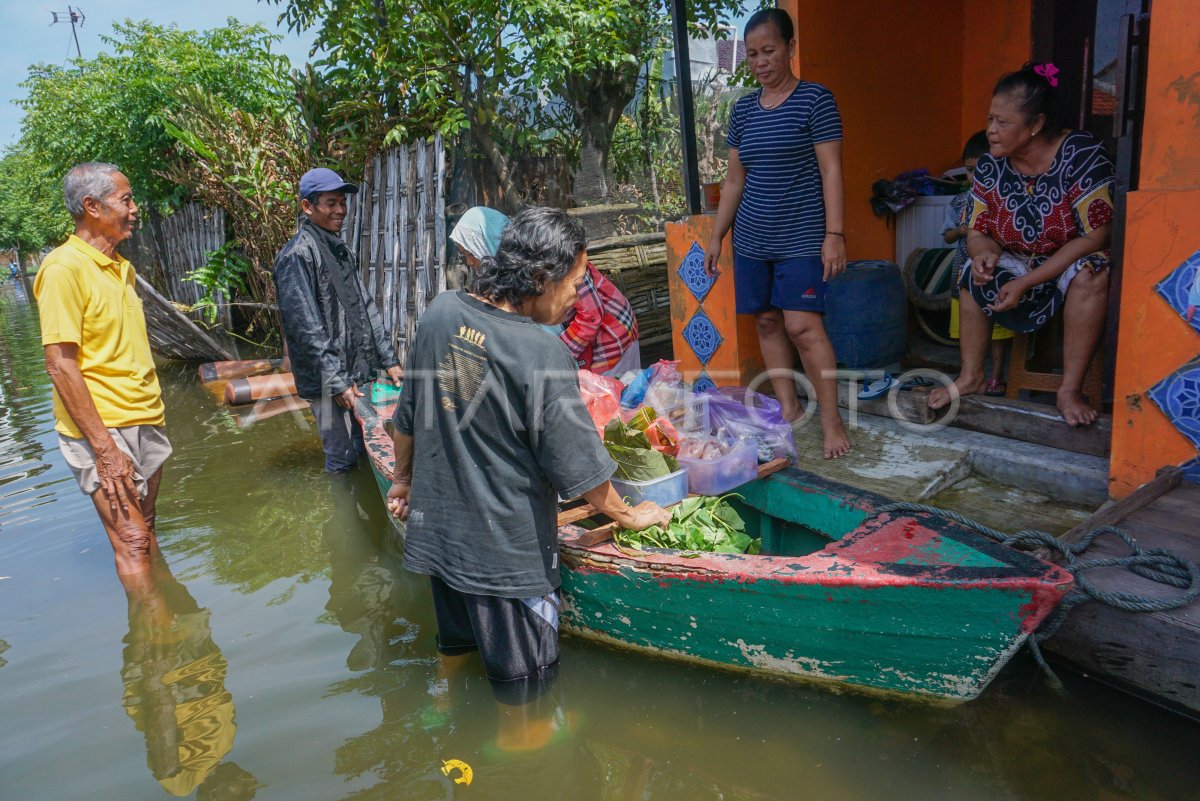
0, 0, 318, 147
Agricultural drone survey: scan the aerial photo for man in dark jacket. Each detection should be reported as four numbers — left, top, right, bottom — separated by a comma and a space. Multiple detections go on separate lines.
274, 168, 402, 472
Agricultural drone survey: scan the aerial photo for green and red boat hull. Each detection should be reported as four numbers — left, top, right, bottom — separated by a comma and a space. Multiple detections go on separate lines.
355, 395, 1073, 701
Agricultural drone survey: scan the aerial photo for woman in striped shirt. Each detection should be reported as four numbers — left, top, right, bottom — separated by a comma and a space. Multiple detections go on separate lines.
704, 8, 850, 459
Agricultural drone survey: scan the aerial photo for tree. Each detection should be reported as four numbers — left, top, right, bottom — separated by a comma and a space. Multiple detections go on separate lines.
0, 148, 69, 256
269, 0, 744, 205
158, 86, 318, 331
10, 18, 293, 235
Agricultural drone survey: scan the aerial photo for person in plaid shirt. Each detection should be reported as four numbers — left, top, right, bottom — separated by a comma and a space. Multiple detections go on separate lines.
559, 262, 640, 377
451, 207, 641, 377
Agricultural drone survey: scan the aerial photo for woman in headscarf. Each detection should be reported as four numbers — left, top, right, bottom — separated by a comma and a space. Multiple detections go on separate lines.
451, 206, 641, 379
450, 206, 511, 269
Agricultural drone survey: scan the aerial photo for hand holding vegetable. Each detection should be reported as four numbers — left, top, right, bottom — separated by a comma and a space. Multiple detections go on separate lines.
617, 500, 673, 531
615, 495, 761, 555
582, 480, 671, 531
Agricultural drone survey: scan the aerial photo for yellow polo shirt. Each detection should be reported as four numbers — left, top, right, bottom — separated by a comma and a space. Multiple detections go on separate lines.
33, 235, 165, 438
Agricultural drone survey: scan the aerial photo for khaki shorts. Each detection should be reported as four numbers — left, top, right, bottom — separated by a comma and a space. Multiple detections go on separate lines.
58, 425, 172, 498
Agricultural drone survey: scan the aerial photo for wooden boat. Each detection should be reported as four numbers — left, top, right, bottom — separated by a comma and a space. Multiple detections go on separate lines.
354, 394, 1073, 702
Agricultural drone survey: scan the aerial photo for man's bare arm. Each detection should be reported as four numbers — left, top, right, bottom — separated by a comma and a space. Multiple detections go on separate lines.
44, 342, 138, 512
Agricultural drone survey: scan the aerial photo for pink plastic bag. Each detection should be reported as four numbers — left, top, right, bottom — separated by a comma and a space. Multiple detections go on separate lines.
578, 369, 623, 434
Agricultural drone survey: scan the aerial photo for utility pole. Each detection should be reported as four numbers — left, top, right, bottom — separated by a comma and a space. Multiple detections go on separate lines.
669, 0, 702, 216
49, 6, 86, 60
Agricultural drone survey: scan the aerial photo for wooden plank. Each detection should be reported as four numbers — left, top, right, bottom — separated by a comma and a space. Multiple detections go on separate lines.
1124, 506, 1200, 540
835, 383, 935, 426
1046, 598, 1200, 718
588, 231, 668, 253
1062, 466, 1182, 543
1086, 517, 1200, 562
1153, 484, 1200, 516
918, 390, 1110, 457
397, 145, 411, 361
574, 522, 618, 547
135, 275, 234, 361
1044, 479, 1200, 719
434, 134, 447, 295
755, 457, 790, 480
558, 504, 600, 526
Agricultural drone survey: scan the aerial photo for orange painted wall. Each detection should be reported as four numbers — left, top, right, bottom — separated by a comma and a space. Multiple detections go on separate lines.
961, 2, 1033, 143
666, 216, 764, 386
774, 0, 1031, 263
786, 0, 963, 262
1110, 0, 1200, 496
1137, 3, 1200, 192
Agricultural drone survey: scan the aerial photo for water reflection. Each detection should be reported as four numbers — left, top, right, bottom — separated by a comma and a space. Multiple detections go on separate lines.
321, 472, 586, 800
155, 366, 333, 598
119, 557, 260, 799
0, 286, 52, 484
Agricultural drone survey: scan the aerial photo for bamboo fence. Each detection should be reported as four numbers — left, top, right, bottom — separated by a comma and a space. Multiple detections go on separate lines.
126, 204, 230, 328
343, 136, 448, 362
588, 232, 672, 353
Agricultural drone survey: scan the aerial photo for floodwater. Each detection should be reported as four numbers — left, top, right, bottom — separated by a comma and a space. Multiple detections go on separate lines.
1, 280, 1197, 801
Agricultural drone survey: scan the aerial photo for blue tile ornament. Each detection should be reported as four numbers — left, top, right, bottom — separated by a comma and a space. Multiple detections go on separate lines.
677, 241, 714, 303
1147, 357, 1200, 450
1154, 248, 1200, 336
693, 371, 716, 395
1179, 456, 1200, 485
682, 309, 723, 365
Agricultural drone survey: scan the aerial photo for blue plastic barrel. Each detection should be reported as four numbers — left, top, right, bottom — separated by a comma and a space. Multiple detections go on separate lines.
824, 260, 907, 369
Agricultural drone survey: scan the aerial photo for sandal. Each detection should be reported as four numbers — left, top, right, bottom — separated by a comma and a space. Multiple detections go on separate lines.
984, 379, 1007, 397
897, 376, 936, 391
857, 375, 894, 400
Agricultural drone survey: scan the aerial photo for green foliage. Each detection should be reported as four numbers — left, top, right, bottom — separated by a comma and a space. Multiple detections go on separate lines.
610, 68, 749, 220
160, 86, 316, 333
604, 414, 680, 482
615, 494, 760, 554
268, 0, 745, 201
0, 148, 70, 254
184, 242, 252, 323
2, 18, 294, 253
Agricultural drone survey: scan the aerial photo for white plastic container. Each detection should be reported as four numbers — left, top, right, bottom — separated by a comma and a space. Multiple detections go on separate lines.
659, 394, 710, 434
676, 440, 758, 495
609, 468, 689, 507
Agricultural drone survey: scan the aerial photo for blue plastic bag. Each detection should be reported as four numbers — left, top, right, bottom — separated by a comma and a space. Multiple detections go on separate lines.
620, 365, 655, 408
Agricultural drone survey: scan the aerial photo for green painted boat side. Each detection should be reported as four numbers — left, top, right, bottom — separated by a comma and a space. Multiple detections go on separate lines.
353, 394, 1073, 701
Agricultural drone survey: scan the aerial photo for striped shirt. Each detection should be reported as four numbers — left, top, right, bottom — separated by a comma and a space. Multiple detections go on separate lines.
727, 81, 842, 259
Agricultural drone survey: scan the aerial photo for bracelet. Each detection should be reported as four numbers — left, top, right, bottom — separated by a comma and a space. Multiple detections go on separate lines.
825, 231, 845, 237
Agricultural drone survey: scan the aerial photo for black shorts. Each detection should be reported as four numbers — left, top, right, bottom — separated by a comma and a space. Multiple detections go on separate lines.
429, 576, 561, 705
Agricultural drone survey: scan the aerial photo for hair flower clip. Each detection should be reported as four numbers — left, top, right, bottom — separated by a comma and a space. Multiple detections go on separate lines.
1034, 63, 1060, 88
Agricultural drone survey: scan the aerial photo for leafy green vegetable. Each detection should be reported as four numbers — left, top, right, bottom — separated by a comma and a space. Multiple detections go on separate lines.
614, 495, 760, 555
604, 417, 678, 481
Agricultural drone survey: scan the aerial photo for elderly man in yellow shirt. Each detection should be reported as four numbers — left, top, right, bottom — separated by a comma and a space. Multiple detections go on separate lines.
34, 162, 170, 576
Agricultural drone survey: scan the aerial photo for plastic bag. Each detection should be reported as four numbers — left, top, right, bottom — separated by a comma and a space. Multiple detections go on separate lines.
624, 406, 680, 457
642, 360, 687, 412
579, 369, 623, 435
703, 387, 796, 463
620, 359, 682, 408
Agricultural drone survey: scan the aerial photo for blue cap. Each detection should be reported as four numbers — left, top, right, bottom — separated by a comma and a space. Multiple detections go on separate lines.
299, 167, 358, 200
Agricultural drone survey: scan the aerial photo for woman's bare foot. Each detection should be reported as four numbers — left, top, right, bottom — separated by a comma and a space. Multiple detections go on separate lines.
778, 399, 805, 424
821, 414, 851, 460
928, 374, 986, 411
1056, 389, 1098, 426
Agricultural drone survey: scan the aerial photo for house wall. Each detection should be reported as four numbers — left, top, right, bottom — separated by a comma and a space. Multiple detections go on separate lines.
962, 2, 1034, 143
1110, 0, 1200, 495
774, 0, 1031, 263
